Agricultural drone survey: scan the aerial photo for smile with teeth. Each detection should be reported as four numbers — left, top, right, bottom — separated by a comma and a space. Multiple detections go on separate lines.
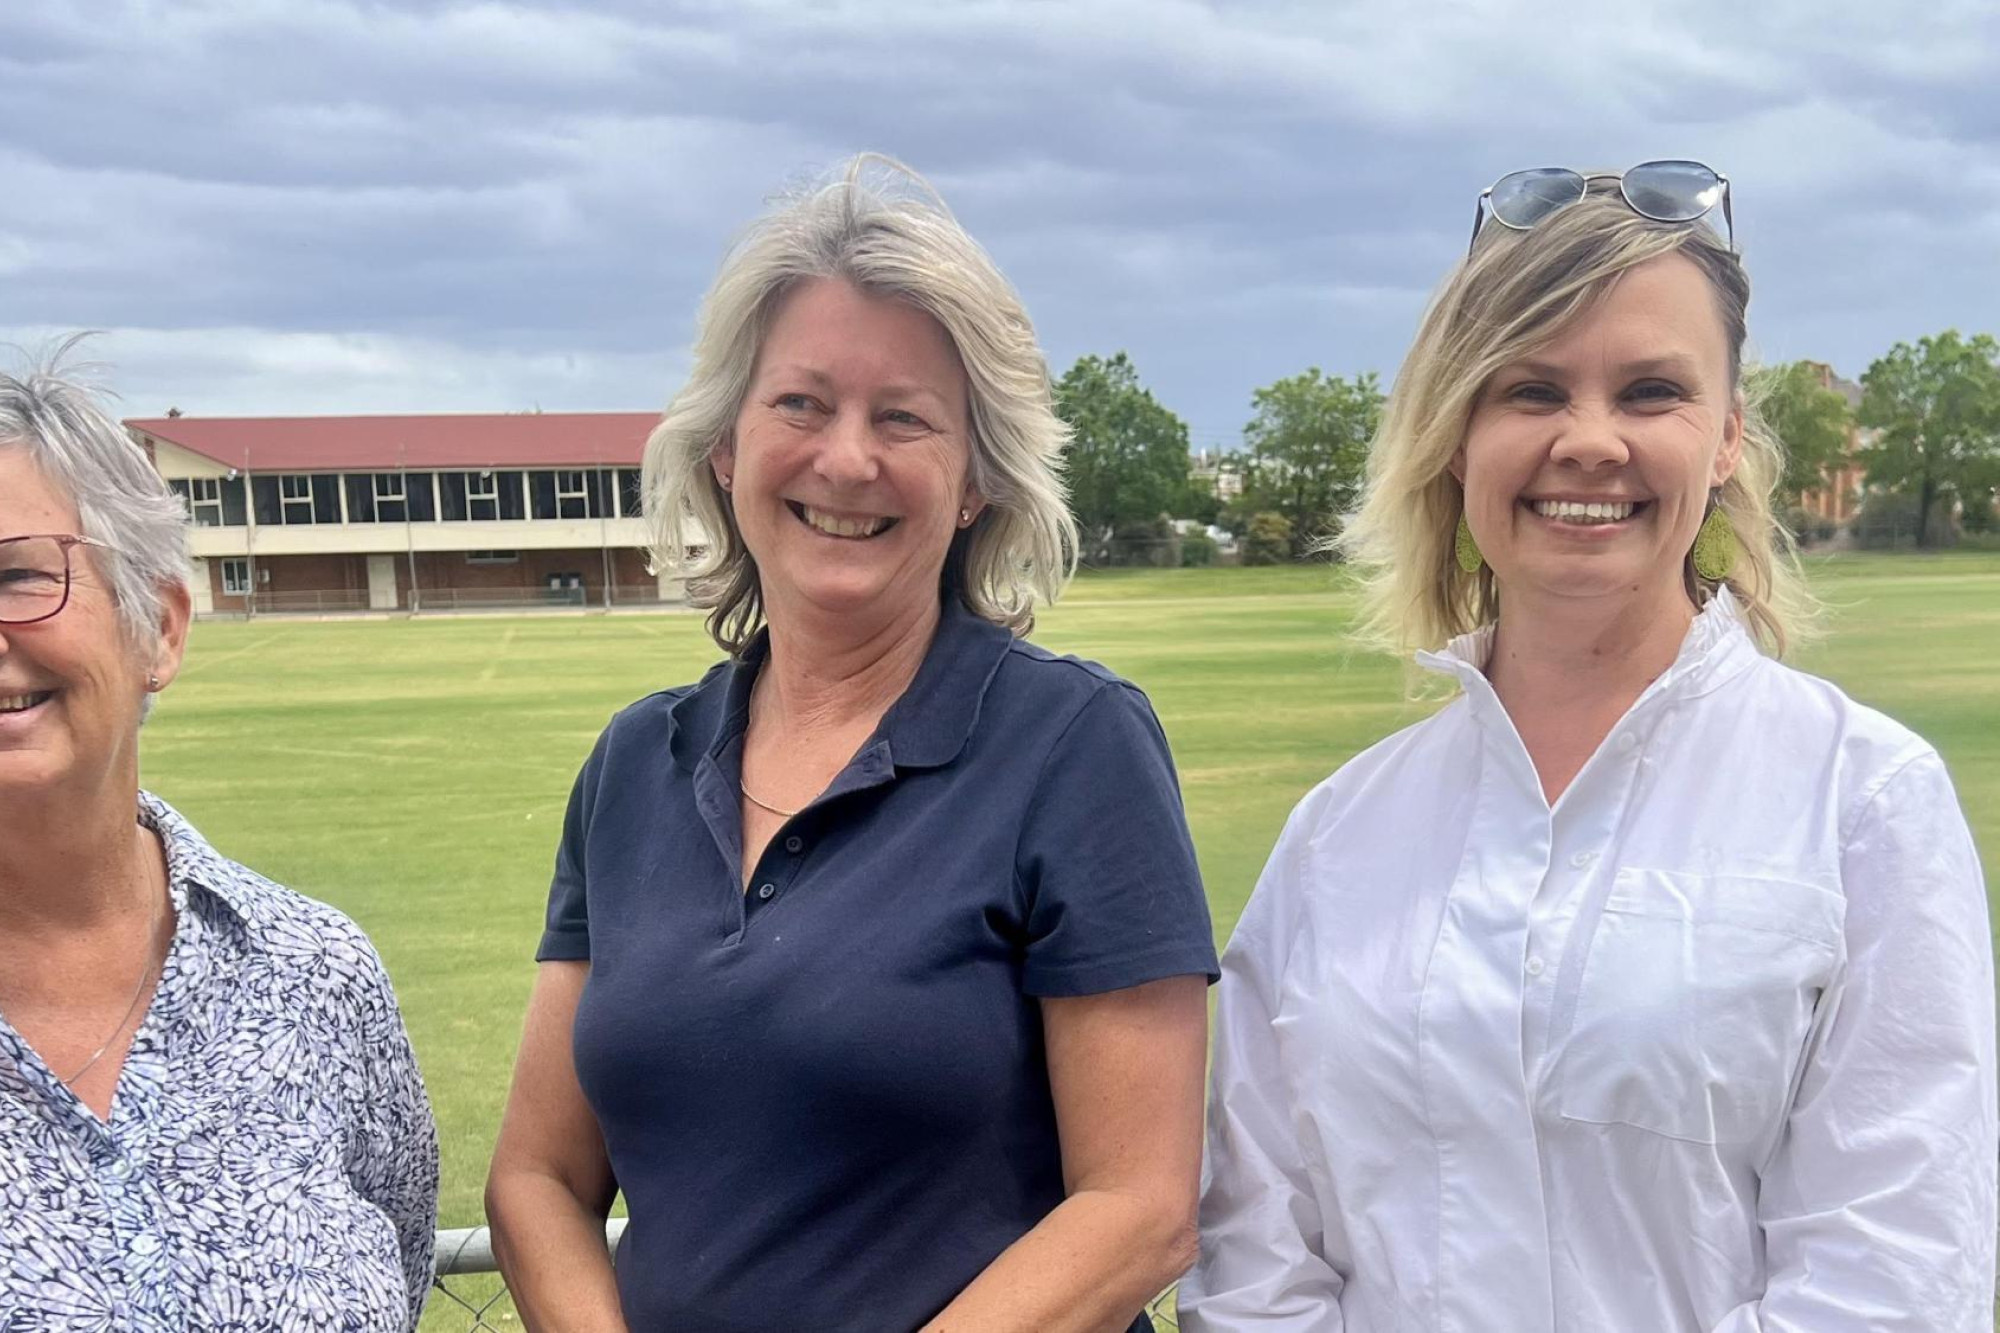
1530, 499, 1640, 525
790, 502, 898, 540
0, 691, 52, 715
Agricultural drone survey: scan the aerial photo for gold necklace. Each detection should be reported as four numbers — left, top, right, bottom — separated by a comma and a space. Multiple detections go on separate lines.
739, 783, 802, 819
61, 888, 168, 1088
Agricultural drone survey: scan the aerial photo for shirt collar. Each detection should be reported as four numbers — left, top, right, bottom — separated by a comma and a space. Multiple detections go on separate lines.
667, 596, 1016, 773
1416, 586, 1760, 705
137, 790, 260, 928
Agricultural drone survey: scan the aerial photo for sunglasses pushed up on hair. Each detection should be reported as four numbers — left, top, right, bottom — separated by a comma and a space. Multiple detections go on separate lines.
1469, 160, 1733, 255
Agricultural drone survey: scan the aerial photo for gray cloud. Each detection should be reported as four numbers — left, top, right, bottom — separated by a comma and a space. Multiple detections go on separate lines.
2, 0, 1996, 438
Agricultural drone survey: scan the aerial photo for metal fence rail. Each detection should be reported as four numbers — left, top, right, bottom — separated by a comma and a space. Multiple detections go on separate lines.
427, 1222, 1179, 1330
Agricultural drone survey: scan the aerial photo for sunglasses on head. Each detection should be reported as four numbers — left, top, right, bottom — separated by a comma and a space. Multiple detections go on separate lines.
1469, 160, 1733, 255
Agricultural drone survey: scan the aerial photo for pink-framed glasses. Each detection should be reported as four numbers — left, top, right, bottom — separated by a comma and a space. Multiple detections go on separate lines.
0, 534, 118, 626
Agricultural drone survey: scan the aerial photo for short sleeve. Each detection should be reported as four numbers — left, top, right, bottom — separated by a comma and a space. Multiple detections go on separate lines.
536, 727, 611, 962
1015, 680, 1217, 996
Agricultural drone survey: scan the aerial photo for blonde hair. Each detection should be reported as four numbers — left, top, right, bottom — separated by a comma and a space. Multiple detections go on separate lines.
642, 154, 1078, 655
1339, 188, 1815, 661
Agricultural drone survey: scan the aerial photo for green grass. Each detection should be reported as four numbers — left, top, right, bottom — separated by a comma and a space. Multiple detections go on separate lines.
138, 552, 2000, 1326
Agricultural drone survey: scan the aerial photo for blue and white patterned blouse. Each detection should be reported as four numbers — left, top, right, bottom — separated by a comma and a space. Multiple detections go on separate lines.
0, 793, 439, 1331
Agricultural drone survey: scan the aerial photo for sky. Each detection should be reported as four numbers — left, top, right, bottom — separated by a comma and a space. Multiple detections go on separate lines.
4, 0, 1997, 452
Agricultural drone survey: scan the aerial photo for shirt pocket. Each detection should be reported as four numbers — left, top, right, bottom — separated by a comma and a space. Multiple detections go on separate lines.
1556, 868, 1844, 1146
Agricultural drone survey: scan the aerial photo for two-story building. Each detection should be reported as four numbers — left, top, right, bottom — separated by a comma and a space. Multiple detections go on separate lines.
127, 412, 685, 615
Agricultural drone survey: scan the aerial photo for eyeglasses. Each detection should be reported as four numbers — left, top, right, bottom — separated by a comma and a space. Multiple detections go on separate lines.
1469, 160, 1732, 255
0, 534, 117, 626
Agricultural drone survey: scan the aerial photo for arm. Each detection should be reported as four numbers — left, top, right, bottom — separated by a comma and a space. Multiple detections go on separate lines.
485, 961, 628, 1333
1177, 819, 1346, 1331
921, 973, 1208, 1333
343, 945, 442, 1332
1708, 753, 1997, 1332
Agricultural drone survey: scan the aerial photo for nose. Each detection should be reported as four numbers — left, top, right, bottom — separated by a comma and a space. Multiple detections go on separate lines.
811, 408, 882, 488
1549, 400, 1630, 471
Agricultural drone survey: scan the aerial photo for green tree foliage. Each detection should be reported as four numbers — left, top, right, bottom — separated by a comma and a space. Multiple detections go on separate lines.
1859, 331, 2000, 548
1054, 352, 1192, 563
1239, 369, 1382, 558
1751, 361, 1854, 499
1240, 512, 1293, 566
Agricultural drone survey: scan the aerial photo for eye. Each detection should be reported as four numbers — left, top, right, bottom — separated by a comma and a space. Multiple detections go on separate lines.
1503, 382, 1564, 406
772, 392, 821, 413
880, 408, 933, 430
1626, 380, 1686, 405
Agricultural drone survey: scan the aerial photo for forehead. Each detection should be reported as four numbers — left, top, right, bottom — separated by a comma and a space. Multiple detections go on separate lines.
1528, 252, 1730, 373
753, 279, 966, 392
0, 447, 79, 534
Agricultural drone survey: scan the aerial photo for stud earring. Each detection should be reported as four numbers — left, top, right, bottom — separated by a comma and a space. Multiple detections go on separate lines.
1454, 515, 1483, 574
147, 673, 161, 692
959, 508, 971, 526
1692, 492, 1738, 581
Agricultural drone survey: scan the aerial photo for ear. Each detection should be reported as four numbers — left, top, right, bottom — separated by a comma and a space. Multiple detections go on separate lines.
709, 438, 736, 493
147, 579, 193, 692
1711, 396, 1745, 487
958, 483, 987, 528
1447, 444, 1467, 486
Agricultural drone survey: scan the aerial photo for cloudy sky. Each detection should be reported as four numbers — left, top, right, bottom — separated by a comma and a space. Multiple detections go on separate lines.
4, 0, 1996, 450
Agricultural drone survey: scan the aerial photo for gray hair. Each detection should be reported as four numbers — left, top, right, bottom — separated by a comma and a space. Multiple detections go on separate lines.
0, 339, 191, 647
642, 154, 1079, 654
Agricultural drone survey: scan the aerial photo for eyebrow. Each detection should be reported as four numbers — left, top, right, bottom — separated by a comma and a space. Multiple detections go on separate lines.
1505, 355, 1704, 382
757, 365, 955, 408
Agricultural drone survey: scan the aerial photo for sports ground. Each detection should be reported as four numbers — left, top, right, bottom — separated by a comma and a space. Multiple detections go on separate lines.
139, 553, 2000, 1326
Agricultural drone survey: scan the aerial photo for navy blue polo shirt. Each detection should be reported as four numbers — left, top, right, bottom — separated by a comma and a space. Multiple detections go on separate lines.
538, 595, 1217, 1332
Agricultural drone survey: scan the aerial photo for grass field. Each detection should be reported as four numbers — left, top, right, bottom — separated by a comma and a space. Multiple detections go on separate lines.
138, 552, 2000, 1326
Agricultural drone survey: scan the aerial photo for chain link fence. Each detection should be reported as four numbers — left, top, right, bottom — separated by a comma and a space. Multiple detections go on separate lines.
427, 1222, 1179, 1330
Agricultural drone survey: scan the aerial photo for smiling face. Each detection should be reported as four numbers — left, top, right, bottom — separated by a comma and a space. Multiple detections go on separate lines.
715, 278, 982, 634
0, 449, 187, 804
1454, 251, 1744, 619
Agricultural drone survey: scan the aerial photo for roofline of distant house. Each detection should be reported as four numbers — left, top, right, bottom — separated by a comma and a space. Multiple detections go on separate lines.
126, 410, 662, 473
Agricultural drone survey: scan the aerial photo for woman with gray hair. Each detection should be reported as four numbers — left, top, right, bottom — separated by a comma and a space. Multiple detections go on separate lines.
486, 157, 1216, 1331
0, 350, 438, 1329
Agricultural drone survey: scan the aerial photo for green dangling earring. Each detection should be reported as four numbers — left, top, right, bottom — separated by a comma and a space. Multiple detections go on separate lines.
1691, 493, 1738, 582
1454, 515, 1483, 574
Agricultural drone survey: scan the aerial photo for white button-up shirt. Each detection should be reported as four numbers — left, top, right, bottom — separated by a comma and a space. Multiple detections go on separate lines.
1181, 592, 1997, 1332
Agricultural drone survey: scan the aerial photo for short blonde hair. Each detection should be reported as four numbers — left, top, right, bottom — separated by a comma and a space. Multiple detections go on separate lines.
1339, 188, 1814, 661
642, 154, 1078, 655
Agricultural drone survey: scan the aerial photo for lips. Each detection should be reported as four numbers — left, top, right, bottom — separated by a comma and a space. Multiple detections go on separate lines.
786, 501, 899, 540
1527, 498, 1645, 525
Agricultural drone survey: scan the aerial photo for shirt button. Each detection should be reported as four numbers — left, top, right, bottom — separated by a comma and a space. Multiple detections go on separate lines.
1525, 956, 1546, 977
1570, 850, 1598, 868
130, 1233, 160, 1257
783, 835, 804, 854
1616, 732, 1638, 751
107, 1156, 135, 1181
756, 883, 776, 900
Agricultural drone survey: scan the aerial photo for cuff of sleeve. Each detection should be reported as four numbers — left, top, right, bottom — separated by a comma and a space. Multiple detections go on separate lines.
1024, 942, 1220, 998
535, 930, 591, 963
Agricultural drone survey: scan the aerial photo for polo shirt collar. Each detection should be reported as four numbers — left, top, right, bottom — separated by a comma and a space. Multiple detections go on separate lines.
667, 596, 1015, 774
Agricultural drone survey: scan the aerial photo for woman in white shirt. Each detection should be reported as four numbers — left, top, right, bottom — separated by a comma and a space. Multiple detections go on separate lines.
1180, 163, 1997, 1332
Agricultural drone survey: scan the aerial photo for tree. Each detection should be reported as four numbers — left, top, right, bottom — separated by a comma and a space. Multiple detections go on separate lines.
1238, 369, 1382, 558
1859, 331, 2000, 548
1240, 512, 1293, 566
1751, 361, 1854, 500
1054, 352, 1192, 564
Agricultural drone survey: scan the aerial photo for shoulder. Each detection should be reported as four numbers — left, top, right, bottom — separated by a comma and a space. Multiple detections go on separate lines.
988, 636, 1154, 732
1725, 654, 1938, 827
142, 794, 401, 1015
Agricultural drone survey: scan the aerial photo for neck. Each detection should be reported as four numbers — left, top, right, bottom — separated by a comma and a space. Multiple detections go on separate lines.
757, 595, 943, 733
0, 779, 154, 934
1484, 580, 1697, 720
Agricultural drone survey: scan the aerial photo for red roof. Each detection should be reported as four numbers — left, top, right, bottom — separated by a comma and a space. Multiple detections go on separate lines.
125, 412, 661, 472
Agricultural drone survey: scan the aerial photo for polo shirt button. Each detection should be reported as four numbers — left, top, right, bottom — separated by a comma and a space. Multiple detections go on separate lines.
756, 883, 776, 900
784, 835, 803, 854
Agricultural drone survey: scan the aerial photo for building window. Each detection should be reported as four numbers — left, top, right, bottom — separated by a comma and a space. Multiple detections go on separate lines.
618, 468, 644, 518
374, 473, 407, 523
466, 550, 519, 564
281, 474, 315, 525
467, 472, 500, 521
221, 559, 250, 595
556, 470, 589, 519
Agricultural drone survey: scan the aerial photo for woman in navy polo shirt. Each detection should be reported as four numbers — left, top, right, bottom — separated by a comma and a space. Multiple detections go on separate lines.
485, 155, 1218, 1332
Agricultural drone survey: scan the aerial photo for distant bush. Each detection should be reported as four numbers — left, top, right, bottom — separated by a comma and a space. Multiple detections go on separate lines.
1241, 512, 1294, 566
1179, 530, 1218, 567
